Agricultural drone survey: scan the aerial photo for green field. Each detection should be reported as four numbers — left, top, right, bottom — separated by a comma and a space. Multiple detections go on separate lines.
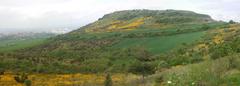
113, 31, 205, 53
0, 38, 48, 52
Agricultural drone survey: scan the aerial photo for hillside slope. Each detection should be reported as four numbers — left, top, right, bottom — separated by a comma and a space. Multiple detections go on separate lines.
0, 10, 227, 74
139, 24, 240, 86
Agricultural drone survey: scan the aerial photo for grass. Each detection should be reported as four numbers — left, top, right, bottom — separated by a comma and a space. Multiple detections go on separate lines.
0, 38, 48, 52
113, 31, 205, 54
141, 54, 240, 86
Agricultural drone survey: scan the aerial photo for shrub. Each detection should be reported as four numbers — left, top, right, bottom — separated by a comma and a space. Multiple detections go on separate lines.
210, 44, 233, 60
25, 80, 32, 86
0, 69, 4, 75
104, 73, 113, 86
79, 59, 109, 73
14, 73, 28, 83
155, 76, 164, 84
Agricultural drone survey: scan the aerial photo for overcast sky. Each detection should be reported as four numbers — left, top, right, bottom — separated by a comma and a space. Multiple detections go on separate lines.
0, 0, 239, 33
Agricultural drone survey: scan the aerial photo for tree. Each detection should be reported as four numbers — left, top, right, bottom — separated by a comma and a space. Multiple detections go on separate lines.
129, 47, 156, 85
229, 20, 237, 24
134, 47, 153, 61
128, 62, 155, 86
104, 73, 113, 86
202, 24, 210, 30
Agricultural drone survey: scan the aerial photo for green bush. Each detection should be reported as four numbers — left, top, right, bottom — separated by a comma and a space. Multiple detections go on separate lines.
79, 59, 109, 73
210, 44, 233, 59
104, 73, 113, 86
24, 80, 32, 86
0, 69, 4, 75
14, 73, 28, 83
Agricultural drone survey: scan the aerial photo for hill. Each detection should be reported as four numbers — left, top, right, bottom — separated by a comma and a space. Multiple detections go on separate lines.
0, 9, 227, 73
72, 9, 213, 33
0, 10, 240, 86
0, 9, 237, 86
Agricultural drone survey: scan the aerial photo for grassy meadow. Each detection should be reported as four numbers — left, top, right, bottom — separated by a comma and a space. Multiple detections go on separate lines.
0, 38, 48, 52
113, 31, 204, 53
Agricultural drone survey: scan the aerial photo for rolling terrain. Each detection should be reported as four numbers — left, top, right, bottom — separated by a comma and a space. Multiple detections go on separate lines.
0, 32, 56, 52
0, 9, 239, 86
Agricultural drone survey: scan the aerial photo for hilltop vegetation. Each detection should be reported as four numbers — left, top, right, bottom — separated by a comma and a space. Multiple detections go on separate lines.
0, 9, 239, 86
72, 9, 213, 33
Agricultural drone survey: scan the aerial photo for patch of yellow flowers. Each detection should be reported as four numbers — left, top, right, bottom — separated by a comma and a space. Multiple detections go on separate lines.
85, 17, 150, 33
0, 73, 138, 86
